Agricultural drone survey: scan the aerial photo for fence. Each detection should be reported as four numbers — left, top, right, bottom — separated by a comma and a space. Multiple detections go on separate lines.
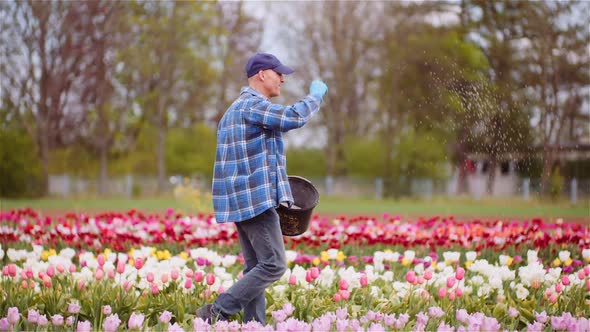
48, 174, 589, 203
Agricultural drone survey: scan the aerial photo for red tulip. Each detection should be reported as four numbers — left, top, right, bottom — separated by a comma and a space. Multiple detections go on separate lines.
206, 272, 215, 286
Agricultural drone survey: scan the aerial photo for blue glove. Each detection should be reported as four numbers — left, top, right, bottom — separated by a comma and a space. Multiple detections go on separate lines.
309, 80, 328, 98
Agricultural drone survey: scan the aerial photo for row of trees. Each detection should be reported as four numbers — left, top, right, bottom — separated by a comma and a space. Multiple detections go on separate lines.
1, 0, 588, 198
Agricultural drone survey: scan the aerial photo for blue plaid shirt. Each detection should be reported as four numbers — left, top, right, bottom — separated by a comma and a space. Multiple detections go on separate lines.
212, 87, 323, 223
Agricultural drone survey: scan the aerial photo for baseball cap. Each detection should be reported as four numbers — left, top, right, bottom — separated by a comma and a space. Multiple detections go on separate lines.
245, 53, 295, 78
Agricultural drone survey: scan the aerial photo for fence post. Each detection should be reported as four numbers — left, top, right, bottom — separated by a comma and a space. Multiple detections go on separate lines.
570, 178, 577, 204
523, 178, 530, 201
63, 174, 71, 197
425, 179, 433, 200
375, 177, 383, 200
325, 176, 334, 196
126, 174, 133, 198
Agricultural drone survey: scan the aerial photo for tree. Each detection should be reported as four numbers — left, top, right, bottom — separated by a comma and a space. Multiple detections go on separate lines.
277, 1, 383, 176
211, 2, 263, 125
0, 1, 106, 195
74, 1, 135, 195
519, 1, 590, 194
460, 0, 536, 195
118, 1, 218, 193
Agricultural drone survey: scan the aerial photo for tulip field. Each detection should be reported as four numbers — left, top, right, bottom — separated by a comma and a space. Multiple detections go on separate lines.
1, 208, 589, 331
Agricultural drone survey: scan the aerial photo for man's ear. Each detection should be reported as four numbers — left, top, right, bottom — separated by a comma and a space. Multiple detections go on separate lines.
257, 70, 265, 82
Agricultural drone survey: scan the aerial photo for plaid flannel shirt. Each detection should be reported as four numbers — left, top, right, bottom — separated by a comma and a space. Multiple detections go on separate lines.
212, 87, 323, 223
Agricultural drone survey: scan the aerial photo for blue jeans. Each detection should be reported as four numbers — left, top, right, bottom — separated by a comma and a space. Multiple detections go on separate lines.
213, 208, 287, 324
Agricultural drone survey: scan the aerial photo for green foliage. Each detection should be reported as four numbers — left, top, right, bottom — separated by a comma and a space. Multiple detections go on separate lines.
0, 130, 43, 198
166, 124, 216, 177
392, 130, 448, 180
286, 148, 327, 177
343, 138, 386, 177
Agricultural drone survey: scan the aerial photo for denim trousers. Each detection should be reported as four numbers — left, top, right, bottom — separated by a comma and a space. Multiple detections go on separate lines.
213, 208, 287, 324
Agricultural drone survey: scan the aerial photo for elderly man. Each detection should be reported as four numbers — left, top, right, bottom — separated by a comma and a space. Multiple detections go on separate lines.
196, 53, 328, 324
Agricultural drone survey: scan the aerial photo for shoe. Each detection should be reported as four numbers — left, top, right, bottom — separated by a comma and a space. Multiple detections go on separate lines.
195, 304, 228, 323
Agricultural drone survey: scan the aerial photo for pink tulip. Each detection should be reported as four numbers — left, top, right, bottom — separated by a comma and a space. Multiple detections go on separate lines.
194, 271, 203, 283
95, 269, 104, 280
38, 271, 46, 279
360, 274, 369, 287
171, 269, 180, 281
21, 280, 28, 289
455, 267, 465, 280
103, 305, 112, 315
423, 269, 433, 281
417, 276, 424, 284
185, 269, 194, 278
289, 274, 297, 286
116, 261, 126, 274
585, 266, 590, 276
438, 287, 447, 298
7, 264, 17, 277
20, 270, 28, 280
455, 287, 463, 297
184, 278, 193, 289
161, 273, 169, 283
43, 275, 52, 288
587, 279, 590, 291
549, 293, 558, 303
7, 307, 19, 325
218, 286, 224, 294
46, 265, 55, 277
555, 282, 562, 293
561, 275, 570, 286
578, 270, 586, 280
147, 272, 154, 283
97, 254, 105, 267
134, 257, 144, 270
333, 293, 341, 302
339, 279, 349, 290
305, 271, 313, 283
339, 289, 350, 300
128, 312, 145, 330
446, 276, 456, 288
68, 302, 81, 314
69, 264, 76, 273
151, 283, 159, 295
406, 270, 417, 284
108, 269, 115, 279
206, 272, 215, 286
26, 268, 34, 278
56, 264, 65, 273
448, 290, 456, 301
310, 267, 320, 279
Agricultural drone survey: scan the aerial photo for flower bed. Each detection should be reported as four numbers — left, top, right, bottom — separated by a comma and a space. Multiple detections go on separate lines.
1, 209, 589, 331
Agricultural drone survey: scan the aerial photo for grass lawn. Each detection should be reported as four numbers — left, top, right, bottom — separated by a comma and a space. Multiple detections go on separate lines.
1, 195, 588, 223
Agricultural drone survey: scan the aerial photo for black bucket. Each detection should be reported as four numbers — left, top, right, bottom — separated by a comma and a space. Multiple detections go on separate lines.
277, 176, 319, 236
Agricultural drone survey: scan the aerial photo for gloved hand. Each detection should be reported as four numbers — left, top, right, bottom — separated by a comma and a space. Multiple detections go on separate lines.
309, 80, 328, 98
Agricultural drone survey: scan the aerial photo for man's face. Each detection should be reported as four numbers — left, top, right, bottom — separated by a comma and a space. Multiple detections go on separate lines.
261, 69, 285, 98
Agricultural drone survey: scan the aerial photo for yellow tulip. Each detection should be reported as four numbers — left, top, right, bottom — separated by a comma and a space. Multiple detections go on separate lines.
312, 257, 321, 266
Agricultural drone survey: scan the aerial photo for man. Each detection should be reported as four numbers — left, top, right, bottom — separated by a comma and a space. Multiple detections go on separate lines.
196, 53, 328, 324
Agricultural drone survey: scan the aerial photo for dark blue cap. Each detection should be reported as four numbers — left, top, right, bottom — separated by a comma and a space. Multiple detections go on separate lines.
245, 53, 295, 78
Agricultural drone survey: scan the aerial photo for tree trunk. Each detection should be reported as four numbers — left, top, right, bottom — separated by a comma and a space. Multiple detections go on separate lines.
38, 133, 50, 197
156, 125, 167, 194
540, 146, 554, 197
98, 146, 109, 196
485, 156, 497, 196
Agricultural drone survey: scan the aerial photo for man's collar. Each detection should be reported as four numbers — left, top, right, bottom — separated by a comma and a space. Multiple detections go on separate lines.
240, 86, 268, 100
